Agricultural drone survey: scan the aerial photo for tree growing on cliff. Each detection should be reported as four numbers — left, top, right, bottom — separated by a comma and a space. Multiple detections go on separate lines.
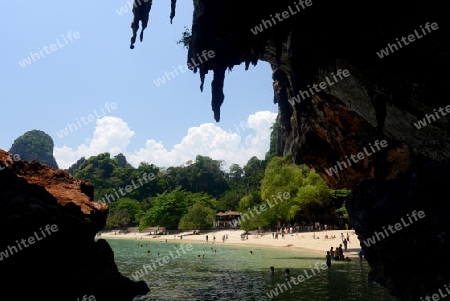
256, 156, 335, 227
9, 129, 59, 168
176, 26, 191, 49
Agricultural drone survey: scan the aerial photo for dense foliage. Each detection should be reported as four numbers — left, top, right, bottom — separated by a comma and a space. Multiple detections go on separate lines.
10, 123, 350, 231
65, 149, 349, 231
237, 156, 343, 231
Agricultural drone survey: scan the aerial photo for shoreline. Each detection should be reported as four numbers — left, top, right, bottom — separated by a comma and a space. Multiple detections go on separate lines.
98, 229, 362, 258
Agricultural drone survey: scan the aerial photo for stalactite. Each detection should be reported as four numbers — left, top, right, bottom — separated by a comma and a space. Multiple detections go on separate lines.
211, 66, 226, 122
251, 46, 260, 66
200, 67, 207, 92
130, 0, 152, 49
170, 0, 177, 24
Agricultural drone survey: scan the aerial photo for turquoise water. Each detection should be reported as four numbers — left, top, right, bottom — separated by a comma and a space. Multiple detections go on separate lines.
105, 238, 399, 301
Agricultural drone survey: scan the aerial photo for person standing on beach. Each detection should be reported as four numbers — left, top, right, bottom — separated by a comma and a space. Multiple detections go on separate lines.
326, 251, 332, 268
206, 235, 208, 243
343, 238, 348, 251
358, 249, 364, 261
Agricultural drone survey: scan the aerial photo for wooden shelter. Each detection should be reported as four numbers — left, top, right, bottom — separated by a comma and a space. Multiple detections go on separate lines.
215, 211, 241, 228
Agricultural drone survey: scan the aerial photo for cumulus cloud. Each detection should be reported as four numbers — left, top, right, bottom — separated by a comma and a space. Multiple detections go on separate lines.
54, 111, 277, 170
54, 116, 135, 169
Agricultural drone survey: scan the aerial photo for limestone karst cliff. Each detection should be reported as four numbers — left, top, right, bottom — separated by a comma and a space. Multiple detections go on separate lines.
0, 149, 149, 301
130, 0, 449, 300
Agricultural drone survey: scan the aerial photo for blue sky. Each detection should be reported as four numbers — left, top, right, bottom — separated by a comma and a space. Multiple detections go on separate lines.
1, 0, 278, 170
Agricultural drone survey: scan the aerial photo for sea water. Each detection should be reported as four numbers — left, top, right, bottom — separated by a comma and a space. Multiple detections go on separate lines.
105, 238, 399, 301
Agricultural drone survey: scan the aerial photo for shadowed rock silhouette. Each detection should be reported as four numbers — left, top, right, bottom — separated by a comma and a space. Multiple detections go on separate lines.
130, 0, 152, 49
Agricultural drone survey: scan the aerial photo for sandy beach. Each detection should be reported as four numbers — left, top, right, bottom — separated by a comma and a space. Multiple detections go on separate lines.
99, 229, 362, 258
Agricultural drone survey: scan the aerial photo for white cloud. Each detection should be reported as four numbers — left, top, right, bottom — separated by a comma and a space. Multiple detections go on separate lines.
54, 116, 135, 169
54, 111, 277, 170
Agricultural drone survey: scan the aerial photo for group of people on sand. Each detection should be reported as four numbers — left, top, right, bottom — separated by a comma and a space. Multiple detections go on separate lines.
205, 233, 228, 244
325, 243, 352, 267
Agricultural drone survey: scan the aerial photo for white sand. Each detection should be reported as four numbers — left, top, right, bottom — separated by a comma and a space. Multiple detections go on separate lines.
98, 229, 362, 257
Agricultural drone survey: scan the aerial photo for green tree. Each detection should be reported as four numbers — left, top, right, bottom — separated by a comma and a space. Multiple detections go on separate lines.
139, 188, 217, 230
228, 164, 244, 183
106, 209, 131, 229
335, 189, 351, 219
164, 155, 228, 198
67, 157, 86, 175
72, 153, 120, 200
238, 207, 276, 231
242, 156, 265, 193
259, 156, 335, 227
292, 170, 335, 223
178, 200, 216, 230
237, 191, 275, 231
106, 198, 143, 227
218, 163, 247, 211
265, 117, 281, 162
217, 190, 242, 211
127, 162, 163, 200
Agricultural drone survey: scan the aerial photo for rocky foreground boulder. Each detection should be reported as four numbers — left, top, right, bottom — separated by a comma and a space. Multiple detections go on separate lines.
0, 149, 149, 301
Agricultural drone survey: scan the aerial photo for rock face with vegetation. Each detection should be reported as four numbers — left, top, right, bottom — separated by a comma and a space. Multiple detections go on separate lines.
9, 129, 59, 169
0, 149, 149, 301
132, 0, 449, 299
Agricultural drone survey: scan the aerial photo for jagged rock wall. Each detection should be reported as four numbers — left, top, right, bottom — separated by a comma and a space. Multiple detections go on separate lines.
0, 149, 149, 301
346, 159, 450, 301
